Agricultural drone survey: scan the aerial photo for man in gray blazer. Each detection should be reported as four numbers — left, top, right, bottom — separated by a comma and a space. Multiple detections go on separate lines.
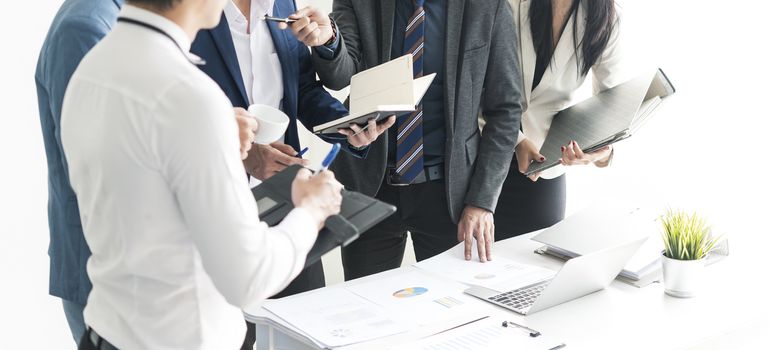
286, 0, 522, 279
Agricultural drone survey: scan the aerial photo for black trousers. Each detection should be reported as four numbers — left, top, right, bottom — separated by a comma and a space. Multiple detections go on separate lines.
494, 161, 567, 240
241, 261, 325, 349
341, 178, 459, 281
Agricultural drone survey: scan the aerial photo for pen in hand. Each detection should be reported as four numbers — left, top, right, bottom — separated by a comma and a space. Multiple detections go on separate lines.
296, 147, 309, 158
319, 143, 341, 172
263, 14, 297, 24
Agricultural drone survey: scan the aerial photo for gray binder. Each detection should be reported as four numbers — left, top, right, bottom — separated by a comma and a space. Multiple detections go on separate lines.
251, 165, 397, 268
524, 69, 676, 176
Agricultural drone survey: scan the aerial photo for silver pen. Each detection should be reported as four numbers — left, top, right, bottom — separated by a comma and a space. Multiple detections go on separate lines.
502, 320, 541, 337
263, 14, 297, 24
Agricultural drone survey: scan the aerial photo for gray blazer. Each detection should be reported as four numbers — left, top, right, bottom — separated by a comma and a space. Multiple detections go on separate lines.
313, 0, 523, 222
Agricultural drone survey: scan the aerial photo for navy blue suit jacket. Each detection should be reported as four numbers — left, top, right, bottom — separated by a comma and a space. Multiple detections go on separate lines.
191, 0, 360, 154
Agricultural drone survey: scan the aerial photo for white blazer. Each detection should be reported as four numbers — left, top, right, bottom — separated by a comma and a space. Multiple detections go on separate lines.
510, 0, 631, 179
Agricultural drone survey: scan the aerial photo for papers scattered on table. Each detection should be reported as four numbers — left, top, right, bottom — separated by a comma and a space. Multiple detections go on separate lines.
414, 244, 556, 293
395, 316, 565, 350
346, 270, 476, 326
263, 288, 411, 348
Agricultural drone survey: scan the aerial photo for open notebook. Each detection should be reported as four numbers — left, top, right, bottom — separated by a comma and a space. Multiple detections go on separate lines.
313, 54, 436, 134
524, 69, 676, 176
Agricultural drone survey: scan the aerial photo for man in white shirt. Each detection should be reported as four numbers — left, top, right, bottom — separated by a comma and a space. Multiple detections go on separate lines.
61, 0, 343, 348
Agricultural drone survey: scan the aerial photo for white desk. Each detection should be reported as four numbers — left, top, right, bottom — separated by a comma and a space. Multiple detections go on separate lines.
247, 232, 768, 350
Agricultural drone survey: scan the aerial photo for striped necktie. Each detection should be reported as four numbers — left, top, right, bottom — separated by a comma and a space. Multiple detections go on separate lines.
395, 0, 426, 184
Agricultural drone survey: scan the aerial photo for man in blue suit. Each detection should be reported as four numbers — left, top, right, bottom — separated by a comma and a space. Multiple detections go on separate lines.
192, 0, 393, 180
35, 0, 124, 345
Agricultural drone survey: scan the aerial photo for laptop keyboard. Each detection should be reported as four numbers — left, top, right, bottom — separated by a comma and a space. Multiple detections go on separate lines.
488, 280, 550, 312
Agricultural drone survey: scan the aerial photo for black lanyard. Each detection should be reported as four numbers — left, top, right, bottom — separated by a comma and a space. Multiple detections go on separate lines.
117, 17, 206, 65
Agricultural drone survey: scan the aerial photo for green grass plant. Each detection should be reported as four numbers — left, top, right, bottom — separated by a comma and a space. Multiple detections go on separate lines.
660, 209, 720, 261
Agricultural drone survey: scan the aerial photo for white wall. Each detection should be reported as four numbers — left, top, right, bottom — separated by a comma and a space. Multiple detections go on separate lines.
1, 0, 767, 348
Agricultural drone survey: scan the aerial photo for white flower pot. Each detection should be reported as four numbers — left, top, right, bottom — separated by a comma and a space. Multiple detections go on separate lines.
661, 253, 707, 298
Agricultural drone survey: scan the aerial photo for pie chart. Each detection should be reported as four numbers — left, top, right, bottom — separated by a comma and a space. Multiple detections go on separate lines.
392, 287, 428, 298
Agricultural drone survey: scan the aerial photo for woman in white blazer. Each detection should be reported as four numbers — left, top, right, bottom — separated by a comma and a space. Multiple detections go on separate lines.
496, 0, 632, 238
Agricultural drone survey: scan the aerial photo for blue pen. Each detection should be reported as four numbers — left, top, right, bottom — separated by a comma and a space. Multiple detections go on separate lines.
296, 147, 309, 158
320, 143, 341, 172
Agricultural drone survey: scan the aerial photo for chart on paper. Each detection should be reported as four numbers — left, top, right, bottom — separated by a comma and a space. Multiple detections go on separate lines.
346, 270, 476, 325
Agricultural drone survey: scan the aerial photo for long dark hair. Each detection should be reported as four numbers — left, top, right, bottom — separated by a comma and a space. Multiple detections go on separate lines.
529, 0, 616, 76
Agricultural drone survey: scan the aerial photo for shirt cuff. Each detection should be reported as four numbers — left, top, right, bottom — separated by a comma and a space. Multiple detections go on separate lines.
313, 20, 340, 60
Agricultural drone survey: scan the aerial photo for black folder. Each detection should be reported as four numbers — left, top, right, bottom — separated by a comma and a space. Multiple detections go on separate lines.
524, 69, 676, 176
251, 165, 397, 267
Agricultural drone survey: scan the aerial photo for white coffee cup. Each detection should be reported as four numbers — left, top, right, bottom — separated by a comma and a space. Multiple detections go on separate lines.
247, 104, 290, 145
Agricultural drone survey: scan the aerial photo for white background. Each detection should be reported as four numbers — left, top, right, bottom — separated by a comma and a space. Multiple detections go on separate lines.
1, 0, 768, 348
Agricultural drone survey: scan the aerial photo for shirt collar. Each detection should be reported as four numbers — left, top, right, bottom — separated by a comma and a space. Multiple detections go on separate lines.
120, 5, 193, 52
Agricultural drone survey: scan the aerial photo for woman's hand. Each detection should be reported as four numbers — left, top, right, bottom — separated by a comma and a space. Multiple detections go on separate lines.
560, 140, 612, 167
515, 138, 546, 182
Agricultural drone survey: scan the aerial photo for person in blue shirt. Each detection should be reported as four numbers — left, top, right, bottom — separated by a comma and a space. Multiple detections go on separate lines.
34, 0, 124, 345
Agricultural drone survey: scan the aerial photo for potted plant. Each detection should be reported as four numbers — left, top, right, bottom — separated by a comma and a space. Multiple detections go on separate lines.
660, 209, 721, 298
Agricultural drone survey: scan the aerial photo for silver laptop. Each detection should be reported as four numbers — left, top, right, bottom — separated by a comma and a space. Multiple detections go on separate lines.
465, 237, 647, 315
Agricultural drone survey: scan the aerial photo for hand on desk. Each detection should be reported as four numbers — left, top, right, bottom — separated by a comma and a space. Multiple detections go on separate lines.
279, 6, 334, 47
458, 205, 495, 263
515, 138, 546, 182
235, 107, 258, 160
244, 142, 309, 181
559, 141, 612, 168
292, 169, 344, 230
337, 116, 396, 148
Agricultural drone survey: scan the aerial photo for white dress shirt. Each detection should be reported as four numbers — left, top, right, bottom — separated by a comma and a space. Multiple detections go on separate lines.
61, 6, 317, 349
511, 0, 632, 179
224, 0, 284, 188
224, 0, 283, 107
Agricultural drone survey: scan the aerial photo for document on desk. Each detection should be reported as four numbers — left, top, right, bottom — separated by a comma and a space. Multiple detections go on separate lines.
346, 270, 478, 326
395, 316, 565, 350
263, 287, 411, 348
414, 244, 556, 293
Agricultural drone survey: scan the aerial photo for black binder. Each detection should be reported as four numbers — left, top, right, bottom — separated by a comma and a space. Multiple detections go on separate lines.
524, 68, 676, 176
251, 165, 397, 267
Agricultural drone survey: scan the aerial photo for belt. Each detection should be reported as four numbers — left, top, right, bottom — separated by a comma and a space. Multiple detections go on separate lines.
386, 164, 444, 186
86, 328, 119, 350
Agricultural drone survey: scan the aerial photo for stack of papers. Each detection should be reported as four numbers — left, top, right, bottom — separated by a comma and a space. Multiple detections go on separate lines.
414, 244, 556, 293
263, 272, 492, 349
263, 288, 411, 348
